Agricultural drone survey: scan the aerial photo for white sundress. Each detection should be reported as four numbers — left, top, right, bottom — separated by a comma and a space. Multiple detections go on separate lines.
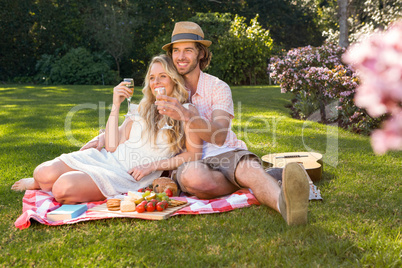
58, 107, 175, 198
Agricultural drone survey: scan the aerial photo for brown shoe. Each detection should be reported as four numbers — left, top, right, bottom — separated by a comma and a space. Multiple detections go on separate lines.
278, 162, 310, 225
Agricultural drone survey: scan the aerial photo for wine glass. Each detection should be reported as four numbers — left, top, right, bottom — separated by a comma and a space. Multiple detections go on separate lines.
155, 87, 173, 130
124, 78, 134, 115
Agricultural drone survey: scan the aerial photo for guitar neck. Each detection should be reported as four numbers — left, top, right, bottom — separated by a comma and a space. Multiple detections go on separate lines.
275, 155, 308, 159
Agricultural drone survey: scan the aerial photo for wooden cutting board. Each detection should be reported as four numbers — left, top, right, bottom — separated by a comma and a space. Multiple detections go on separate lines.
88, 202, 190, 220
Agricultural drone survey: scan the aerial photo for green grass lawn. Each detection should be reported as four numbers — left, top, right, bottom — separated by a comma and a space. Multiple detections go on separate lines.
1, 84, 401, 267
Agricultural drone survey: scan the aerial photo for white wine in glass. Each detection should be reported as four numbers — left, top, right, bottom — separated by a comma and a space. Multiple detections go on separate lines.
124, 78, 134, 115
155, 87, 173, 130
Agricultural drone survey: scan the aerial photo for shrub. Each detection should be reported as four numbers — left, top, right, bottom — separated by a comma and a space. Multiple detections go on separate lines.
35, 53, 58, 84
210, 14, 274, 85
12, 76, 35, 84
36, 47, 119, 85
270, 42, 383, 134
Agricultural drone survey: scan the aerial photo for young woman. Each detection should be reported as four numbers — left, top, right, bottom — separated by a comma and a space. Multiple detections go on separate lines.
11, 55, 202, 204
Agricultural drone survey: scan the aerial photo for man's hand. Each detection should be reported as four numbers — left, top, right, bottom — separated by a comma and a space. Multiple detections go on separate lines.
80, 134, 105, 151
155, 95, 196, 122
156, 95, 230, 146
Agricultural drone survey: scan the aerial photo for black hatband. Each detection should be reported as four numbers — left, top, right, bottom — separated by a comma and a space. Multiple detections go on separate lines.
171, 33, 204, 42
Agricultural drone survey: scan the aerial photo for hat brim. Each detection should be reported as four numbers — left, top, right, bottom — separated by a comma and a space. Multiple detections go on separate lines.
162, 39, 212, 51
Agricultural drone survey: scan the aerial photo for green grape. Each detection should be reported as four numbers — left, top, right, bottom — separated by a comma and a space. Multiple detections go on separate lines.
142, 190, 151, 198
156, 193, 164, 201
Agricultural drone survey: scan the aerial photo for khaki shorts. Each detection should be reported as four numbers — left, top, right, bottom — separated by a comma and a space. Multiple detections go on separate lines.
175, 149, 261, 193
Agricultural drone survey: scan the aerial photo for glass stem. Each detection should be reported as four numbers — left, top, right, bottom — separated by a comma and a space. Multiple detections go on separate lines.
127, 98, 131, 114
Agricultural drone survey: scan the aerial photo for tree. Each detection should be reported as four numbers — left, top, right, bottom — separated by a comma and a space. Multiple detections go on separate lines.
0, 0, 90, 80
320, 0, 402, 45
240, 0, 325, 49
338, 0, 349, 47
349, 0, 402, 41
0, 0, 36, 80
85, 1, 135, 78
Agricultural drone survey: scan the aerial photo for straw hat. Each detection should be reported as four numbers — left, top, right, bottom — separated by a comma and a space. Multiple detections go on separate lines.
162, 21, 212, 51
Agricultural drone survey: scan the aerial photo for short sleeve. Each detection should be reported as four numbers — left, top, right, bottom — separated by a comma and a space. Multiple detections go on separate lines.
211, 80, 234, 118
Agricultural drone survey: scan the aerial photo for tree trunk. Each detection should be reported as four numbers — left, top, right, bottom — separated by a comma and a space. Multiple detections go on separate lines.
339, 0, 349, 48
319, 98, 327, 123
112, 55, 120, 79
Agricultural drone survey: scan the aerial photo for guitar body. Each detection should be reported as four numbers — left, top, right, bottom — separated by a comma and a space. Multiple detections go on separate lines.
261, 152, 323, 182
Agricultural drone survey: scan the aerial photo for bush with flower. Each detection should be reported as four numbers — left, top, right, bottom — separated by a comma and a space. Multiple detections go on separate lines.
270, 42, 383, 134
343, 20, 402, 154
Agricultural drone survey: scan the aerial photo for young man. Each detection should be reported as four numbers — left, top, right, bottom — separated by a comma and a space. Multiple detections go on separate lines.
155, 21, 310, 225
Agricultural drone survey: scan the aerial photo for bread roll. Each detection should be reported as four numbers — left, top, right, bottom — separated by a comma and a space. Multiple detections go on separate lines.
152, 177, 179, 196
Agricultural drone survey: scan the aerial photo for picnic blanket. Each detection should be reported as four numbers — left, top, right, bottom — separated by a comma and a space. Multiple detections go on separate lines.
14, 189, 260, 230
15, 183, 322, 230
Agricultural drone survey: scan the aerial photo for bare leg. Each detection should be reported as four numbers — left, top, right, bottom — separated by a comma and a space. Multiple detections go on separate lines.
236, 159, 309, 225
52, 171, 106, 204
179, 162, 239, 199
179, 157, 309, 225
11, 159, 74, 192
11, 178, 40, 191
235, 158, 281, 212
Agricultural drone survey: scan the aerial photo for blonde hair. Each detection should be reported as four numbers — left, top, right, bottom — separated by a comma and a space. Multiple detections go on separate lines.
138, 54, 188, 154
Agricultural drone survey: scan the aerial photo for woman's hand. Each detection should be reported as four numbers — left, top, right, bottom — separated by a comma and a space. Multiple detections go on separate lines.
80, 133, 105, 151
128, 164, 156, 181
113, 81, 133, 106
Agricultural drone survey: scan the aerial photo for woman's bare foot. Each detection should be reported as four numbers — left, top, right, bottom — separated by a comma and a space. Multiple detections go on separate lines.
11, 178, 40, 191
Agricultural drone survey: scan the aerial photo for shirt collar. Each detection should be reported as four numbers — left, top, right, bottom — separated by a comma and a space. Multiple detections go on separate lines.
193, 71, 205, 97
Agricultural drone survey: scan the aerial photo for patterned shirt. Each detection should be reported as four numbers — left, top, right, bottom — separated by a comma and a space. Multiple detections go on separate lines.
190, 71, 247, 157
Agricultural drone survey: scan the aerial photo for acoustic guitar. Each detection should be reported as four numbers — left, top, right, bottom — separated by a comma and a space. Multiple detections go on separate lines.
261, 152, 323, 182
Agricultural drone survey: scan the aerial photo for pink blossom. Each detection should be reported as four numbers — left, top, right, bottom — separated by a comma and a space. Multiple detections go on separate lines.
354, 84, 388, 117
344, 20, 402, 154
371, 112, 402, 154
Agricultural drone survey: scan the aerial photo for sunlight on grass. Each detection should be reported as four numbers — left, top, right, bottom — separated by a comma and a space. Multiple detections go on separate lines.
0, 84, 400, 267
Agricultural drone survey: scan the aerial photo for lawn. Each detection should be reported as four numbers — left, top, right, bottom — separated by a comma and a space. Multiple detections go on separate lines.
0, 84, 401, 267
